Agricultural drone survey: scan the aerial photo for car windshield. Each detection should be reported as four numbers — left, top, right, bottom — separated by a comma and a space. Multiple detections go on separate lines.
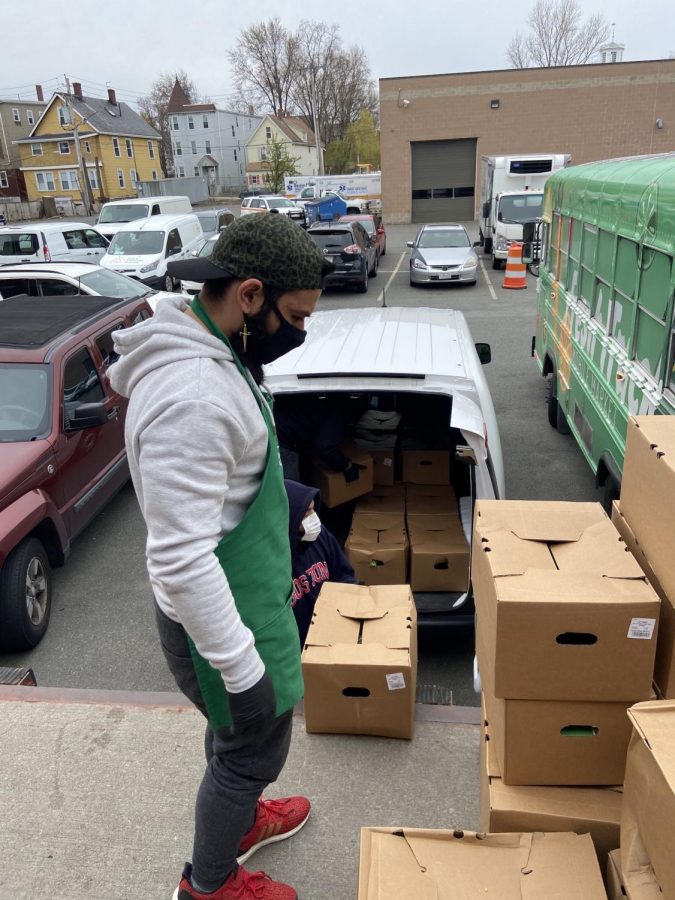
266, 198, 295, 209
418, 229, 469, 249
79, 268, 150, 299
499, 194, 543, 224
199, 239, 217, 258
98, 204, 150, 224
197, 213, 217, 232
108, 231, 164, 256
308, 230, 351, 249
0, 363, 50, 442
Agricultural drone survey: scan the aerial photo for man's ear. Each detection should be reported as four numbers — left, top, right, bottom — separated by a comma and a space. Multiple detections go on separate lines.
236, 278, 264, 315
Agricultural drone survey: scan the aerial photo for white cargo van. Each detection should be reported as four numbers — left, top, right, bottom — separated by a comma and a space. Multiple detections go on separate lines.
100, 214, 203, 291
96, 195, 192, 241
0, 221, 109, 265
265, 306, 504, 626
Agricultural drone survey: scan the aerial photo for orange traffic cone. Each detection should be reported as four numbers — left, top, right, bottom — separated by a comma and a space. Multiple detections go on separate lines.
502, 242, 527, 289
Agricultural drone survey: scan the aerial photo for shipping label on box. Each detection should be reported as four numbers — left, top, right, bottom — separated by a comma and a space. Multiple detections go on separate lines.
405, 483, 457, 516
621, 701, 675, 900
408, 514, 469, 592
480, 699, 622, 873
358, 827, 607, 900
402, 450, 451, 485
302, 583, 417, 739
346, 512, 408, 586
612, 500, 675, 700
356, 484, 406, 515
473, 500, 660, 702
309, 441, 373, 508
370, 449, 396, 486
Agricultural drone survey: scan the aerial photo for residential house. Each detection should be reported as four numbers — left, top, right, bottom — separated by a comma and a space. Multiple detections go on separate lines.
0, 92, 47, 199
167, 80, 261, 189
245, 115, 320, 189
16, 83, 162, 208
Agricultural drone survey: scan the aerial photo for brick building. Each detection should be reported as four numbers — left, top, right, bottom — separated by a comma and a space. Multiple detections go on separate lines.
380, 59, 675, 224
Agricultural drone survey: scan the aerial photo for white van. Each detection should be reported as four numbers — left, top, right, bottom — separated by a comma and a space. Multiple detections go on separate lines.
100, 214, 203, 291
265, 306, 505, 626
96, 196, 192, 241
0, 221, 109, 265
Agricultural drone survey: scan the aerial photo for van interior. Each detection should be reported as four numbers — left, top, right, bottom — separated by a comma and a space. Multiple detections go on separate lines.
274, 389, 475, 623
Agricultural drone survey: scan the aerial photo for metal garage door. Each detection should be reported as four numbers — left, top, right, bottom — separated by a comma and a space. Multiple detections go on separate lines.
411, 139, 477, 223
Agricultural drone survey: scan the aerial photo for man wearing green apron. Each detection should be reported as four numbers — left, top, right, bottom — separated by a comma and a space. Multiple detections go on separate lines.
110, 214, 332, 900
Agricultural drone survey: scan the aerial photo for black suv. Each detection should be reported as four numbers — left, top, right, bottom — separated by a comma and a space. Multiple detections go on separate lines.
307, 221, 378, 293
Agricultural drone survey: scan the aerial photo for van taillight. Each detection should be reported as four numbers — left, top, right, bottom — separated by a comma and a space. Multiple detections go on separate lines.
41, 233, 50, 261
343, 243, 361, 255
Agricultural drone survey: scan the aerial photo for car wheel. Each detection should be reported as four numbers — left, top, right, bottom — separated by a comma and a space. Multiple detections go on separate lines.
0, 537, 52, 651
381, 240, 386, 257
369, 254, 378, 277
357, 268, 369, 293
163, 274, 174, 292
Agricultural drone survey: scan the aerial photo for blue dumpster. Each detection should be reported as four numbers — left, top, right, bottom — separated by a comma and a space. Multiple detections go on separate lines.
305, 194, 348, 226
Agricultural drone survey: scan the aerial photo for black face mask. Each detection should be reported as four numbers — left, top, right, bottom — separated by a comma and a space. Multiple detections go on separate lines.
244, 299, 306, 366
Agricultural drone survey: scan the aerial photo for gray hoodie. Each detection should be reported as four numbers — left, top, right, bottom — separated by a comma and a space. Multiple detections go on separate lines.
110, 297, 268, 694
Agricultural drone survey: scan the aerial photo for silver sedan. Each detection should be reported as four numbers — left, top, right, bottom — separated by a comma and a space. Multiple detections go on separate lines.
408, 224, 478, 286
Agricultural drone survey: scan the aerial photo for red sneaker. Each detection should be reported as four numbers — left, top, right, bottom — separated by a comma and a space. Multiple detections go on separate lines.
237, 796, 311, 865
173, 863, 297, 899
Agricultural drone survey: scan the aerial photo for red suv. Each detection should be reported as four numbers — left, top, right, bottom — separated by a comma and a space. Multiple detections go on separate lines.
0, 293, 152, 651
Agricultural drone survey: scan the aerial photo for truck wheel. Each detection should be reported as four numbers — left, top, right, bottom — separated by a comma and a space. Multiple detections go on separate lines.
163, 274, 174, 292
491, 254, 502, 270
601, 474, 621, 515
0, 537, 52, 651
484, 237, 493, 255
547, 375, 559, 429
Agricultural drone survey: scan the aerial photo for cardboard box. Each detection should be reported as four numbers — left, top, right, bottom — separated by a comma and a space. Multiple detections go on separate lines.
346, 513, 408, 585
401, 450, 451, 485
408, 514, 469, 592
405, 483, 458, 516
607, 850, 625, 899
302, 583, 417, 739
480, 699, 622, 873
309, 441, 373, 508
358, 827, 606, 899
370, 449, 396, 486
473, 500, 660, 702
480, 648, 633, 785
608, 849, 663, 900
621, 701, 675, 899
612, 500, 675, 700
356, 484, 406, 515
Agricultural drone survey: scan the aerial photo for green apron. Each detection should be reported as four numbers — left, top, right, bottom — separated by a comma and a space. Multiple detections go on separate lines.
186, 295, 303, 730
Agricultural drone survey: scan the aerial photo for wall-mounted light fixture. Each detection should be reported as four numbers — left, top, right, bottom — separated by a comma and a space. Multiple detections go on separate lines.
397, 89, 411, 109
656, 117, 664, 129
490, 99, 500, 109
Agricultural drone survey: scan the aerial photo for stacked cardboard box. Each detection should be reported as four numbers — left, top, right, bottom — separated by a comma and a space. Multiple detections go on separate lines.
346, 513, 408, 585
301, 582, 417, 739
309, 441, 374, 508
473, 500, 660, 786
407, 483, 470, 593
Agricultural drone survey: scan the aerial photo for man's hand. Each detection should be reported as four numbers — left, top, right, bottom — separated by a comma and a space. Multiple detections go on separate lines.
344, 461, 366, 484
229, 672, 277, 734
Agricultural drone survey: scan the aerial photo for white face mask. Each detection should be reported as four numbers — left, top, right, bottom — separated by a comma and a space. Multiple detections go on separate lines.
301, 511, 322, 543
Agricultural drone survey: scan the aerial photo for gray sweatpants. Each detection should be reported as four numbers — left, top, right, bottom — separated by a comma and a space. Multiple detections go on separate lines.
155, 604, 293, 892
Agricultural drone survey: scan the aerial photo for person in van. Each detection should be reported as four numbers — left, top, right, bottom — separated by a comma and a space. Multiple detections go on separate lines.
285, 479, 356, 645
110, 214, 333, 900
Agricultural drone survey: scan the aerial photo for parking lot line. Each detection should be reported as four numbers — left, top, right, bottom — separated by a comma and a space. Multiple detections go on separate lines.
376, 251, 407, 304
479, 257, 498, 301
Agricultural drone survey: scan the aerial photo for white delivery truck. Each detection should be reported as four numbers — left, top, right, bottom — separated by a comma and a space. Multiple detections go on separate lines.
285, 173, 381, 214
479, 154, 570, 269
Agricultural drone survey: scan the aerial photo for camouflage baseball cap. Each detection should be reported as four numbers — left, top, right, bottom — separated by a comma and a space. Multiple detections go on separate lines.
167, 212, 331, 291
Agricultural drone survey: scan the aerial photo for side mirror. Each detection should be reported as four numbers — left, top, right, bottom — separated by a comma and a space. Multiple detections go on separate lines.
66, 401, 109, 430
406, 240, 414, 248
475, 342, 492, 365
482, 202, 490, 219
473, 240, 482, 247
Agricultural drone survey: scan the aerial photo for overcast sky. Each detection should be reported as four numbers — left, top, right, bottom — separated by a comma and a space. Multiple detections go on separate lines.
2, 0, 675, 108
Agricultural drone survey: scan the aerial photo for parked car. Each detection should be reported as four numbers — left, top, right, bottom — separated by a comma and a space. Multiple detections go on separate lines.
194, 208, 235, 236
180, 234, 219, 295
339, 214, 386, 258
307, 221, 377, 293
0, 262, 176, 310
0, 221, 109, 266
407, 223, 478, 286
100, 213, 203, 291
240, 195, 307, 227
96, 195, 192, 242
239, 188, 263, 199
265, 306, 502, 626
0, 292, 153, 651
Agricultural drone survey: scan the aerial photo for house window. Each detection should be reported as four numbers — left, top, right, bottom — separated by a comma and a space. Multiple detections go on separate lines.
112, 137, 121, 157
12, 108, 20, 124
58, 106, 71, 126
175, 141, 182, 156
35, 171, 55, 191
117, 168, 125, 188
58, 141, 70, 155
0, 171, 8, 188
611, 51, 617, 62
234, 150, 237, 161
172, 116, 179, 130
265, 126, 272, 140
188, 115, 194, 130
60, 171, 80, 190
147, 140, 155, 159
203, 115, 209, 128
27, 109, 34, 125
260, 147, 267, 161
130, 168, 138, 187
125, 138, 133, 158
194, 166, 199, 176
178, 166, 185, 177
84, 141, 91, 153
31, 144, 43, 156
151, 169, 158, 181
191, 140, 197, 154
205, 140, 211, 154
250, 175, 258, 185
88, 168, 98, 189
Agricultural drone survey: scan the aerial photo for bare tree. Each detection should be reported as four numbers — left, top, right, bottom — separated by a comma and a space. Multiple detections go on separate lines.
138, 70, 198, 176
227, 18, 299, 114
508, 0, 611, 68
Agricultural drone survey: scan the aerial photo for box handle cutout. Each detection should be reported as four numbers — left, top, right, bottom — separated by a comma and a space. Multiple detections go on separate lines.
556, 632, 598, 645
560, 725, 599, 737
419, 460, 433, 466
369, 559, 384, 568
342, 687, 370, 697
434, 560, 449, 570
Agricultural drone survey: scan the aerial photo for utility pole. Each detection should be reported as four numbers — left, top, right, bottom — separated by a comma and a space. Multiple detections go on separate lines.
309, 69, 324, 176
64, 75, 92, 216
